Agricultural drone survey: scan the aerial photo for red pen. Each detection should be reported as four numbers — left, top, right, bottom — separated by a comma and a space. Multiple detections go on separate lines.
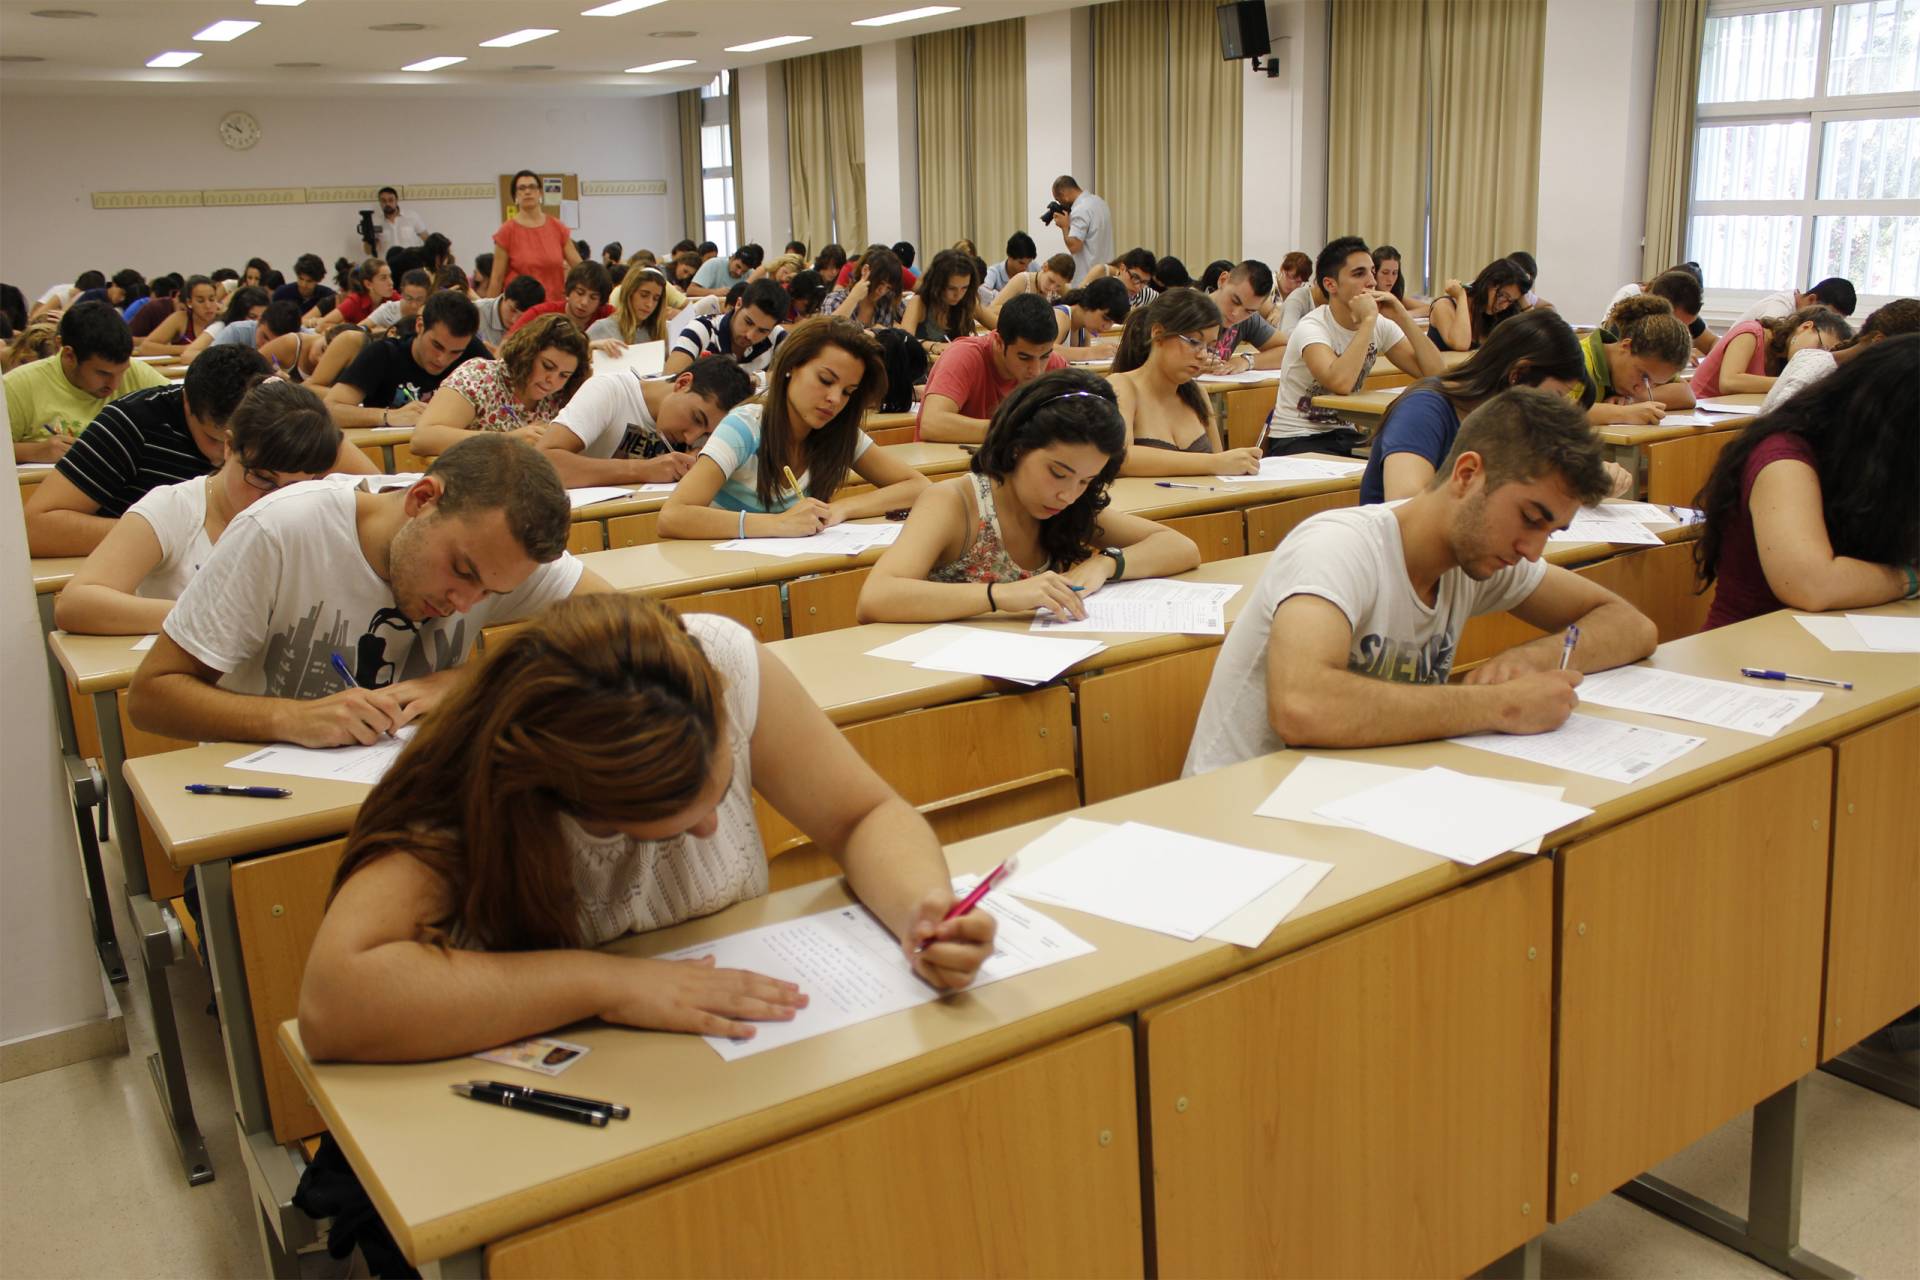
915, 855, 1018, 954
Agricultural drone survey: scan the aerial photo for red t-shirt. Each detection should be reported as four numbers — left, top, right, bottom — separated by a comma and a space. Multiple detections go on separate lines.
1691, 318, 1768, 399
835, 261, 917, 291
338, 292, 375, 325
506, 298, 613, 335
1704, 431, 1818, 630
915, 334, 1068, 439
492, 217, 573, 303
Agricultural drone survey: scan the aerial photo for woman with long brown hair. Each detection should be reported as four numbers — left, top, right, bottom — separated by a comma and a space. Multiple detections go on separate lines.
298, 593, 997, 1062
1106, 289, 1263, 478
1690, 304, 1852, 399
658, 315, 930, 539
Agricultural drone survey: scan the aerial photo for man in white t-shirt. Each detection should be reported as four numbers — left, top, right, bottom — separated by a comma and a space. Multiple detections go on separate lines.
368, 186, 429, 254
1185, 388, 1657, 777
129, 434, 611, 748
1264, 236, 1446, 457
539, 355, 757, 487
1731, 277, 1856, 328
1045, 176, 1113, 285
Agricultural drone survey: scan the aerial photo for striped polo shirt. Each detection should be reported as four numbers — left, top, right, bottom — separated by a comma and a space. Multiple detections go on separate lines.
55, 384, 215, 517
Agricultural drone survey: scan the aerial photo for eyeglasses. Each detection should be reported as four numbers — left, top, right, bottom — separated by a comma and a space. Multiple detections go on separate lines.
1169, 333, 1208, 354
353, 606, 419, 689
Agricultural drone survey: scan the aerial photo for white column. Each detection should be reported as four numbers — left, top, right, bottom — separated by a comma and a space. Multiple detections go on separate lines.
1536, 0, 1659, 322
1239, 1, 1329, 269
862, 39, 921, 248
1023, 8, 1094, 252
737, 63, 792, 251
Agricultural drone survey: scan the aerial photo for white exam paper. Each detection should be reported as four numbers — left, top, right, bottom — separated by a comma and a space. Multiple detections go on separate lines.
1031, 579, 1241, 635
227, 725, 419, 786
1591, 501, 1672, 524
1009, 821, 1310, 941
566, 486, 633, 510
911, 630, 1105, 685
1793, 616, 1878, 653
130, 634, 158, 652
663, 880, 1094, 1061
1844, 614, 1920, 653
1450, 712, 1704, 784
1220, 457, 1367, 483
592, 340, 667, 377
865, 624, 978, 663
1255, 756, 1567, 854
1550, 518, 1665, 546
1199, 368, 1288, 384
1575, 666, 1820, 736
1693, 397, 1760, 415
1316, 767, 1592, 866
714, 523, 901, 559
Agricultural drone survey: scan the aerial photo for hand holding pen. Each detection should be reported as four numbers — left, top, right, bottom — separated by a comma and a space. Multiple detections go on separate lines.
905, 860, 1008, 989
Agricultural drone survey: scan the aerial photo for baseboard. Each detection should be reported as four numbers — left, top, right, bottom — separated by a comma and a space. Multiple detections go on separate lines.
0, 964, 128, 1082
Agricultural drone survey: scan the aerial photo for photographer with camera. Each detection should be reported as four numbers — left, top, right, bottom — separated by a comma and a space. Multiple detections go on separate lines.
1041, 175, 1112, 286
362, 186, 429, 256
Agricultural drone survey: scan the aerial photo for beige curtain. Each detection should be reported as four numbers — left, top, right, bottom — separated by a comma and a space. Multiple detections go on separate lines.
968, 19, 1028, 255
727, 72, 745, 246
1643, 0, 1710, 277
1428, 0, 1545, 285
1092, 0, 1170, 259
1327, 0, 1430, 291
915, 28, 972, 253
1166, 0, 1242, 268
676, 90, 704, 241
822, 48, 868, 251
784, 56, 835, 252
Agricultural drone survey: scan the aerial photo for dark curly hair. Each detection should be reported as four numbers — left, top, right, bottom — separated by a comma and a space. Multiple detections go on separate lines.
1694, 333, 1918, 593
972, 368, 1127, 571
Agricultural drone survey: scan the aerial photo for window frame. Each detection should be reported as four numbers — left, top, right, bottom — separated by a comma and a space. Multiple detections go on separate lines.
699, 74, 738, 256
1691, 0, 1920, 314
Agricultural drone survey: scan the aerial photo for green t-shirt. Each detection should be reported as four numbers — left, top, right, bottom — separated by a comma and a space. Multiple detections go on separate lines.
5, 354, 170, 441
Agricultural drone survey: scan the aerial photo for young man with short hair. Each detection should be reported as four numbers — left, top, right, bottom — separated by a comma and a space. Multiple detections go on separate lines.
983, 232, 1038, 294
474, 274, 545, 351
128, 274, 184, 338
8, 301, 171, 462
664, 279, 787, 375
539, 354, 756, 487
363, 269, 433, 336
1264, 236, 1446, 457
130, 434, 611, 748
688, 244, 763, 297
1732, 276, 1857, 326
506, 261, 614, 339
273, 254, 337, 325
916, 294, 1069, 444
1185, 388, 1658, 775
323, 290, 489, 428
1091, 247, 1160, 308
1046, 175, 1114, 284
1206, 260, 1288, 372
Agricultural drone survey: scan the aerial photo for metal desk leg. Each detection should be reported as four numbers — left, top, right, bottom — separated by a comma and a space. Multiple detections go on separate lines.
421, 1248, 484, 1278
38, 592, 79, 757
1820, 1042, 1920, 1108
197, 861, 317, 1277
1474, 1236, 1541, 1280
62, 755, 126, 983
129, 893, 212, 1184
1616, 1077, 1854, 1279
91, 690, 148, 897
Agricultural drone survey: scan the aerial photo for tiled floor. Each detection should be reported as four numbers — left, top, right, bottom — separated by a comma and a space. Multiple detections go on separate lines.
2, 837, 1914, 1279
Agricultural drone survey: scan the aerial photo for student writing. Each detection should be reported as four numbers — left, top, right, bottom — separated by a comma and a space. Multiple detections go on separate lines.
410, 313, 589, 457
1106, 289, 1262, 477
915, 294, 1067, 445
539, 355, 755, 487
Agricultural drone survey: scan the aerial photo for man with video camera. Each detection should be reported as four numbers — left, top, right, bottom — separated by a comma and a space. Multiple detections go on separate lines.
1040, 175, 1112, 285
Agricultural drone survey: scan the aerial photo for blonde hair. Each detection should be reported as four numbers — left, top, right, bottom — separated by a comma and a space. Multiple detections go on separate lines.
613, 268, 669, 343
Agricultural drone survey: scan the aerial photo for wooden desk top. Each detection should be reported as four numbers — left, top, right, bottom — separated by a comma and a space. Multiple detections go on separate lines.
342, 426, 416, 452
276, 600, 1919, 1266
32, 557, 84, 595
17, 462, 54, 487
1595, 413, 1755, 447
1311, 387, 1404, 416
1103, 463, 1362, 520
49, 630, 153, 695
569, 443, 971, 523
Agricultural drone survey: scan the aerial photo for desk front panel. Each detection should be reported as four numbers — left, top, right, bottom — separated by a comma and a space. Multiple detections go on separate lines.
1552, 749, 1831, 1220
486, 1023, 1144, 1279
1821, 708, 1920, 1060
1143, 858, 1552, 1279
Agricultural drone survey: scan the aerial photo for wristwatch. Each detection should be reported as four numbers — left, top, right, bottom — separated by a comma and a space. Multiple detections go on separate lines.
1103, 546, 1126, 581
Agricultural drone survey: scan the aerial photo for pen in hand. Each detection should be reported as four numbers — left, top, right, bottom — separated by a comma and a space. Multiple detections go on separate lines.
1559, 624, 1580, 671
916, 855, 1018, 955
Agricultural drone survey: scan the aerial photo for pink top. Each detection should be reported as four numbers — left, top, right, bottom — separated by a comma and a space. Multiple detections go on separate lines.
1690, 318, 1769, 399
492, 216, 573, 303
1704, 431, 1817, 630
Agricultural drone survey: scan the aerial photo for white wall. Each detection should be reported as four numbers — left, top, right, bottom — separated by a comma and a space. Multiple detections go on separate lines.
1535, 0, 1660, 324
1241, 0, 1330, 270
862, 40, 921, 248
0, 91, 680, 290
0, 453, 109, 1048
1024, 7, 1096, 255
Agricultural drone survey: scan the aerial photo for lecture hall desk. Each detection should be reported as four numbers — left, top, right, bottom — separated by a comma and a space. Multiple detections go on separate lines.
274, 603, 1919, 1279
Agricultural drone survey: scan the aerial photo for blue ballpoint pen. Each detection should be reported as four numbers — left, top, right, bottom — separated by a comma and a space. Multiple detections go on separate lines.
1740, 667, 1852, 690
1558, 624, 1580, 671
329, 652, 359, 688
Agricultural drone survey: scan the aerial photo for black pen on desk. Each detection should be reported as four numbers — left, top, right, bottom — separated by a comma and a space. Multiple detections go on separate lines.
470, 1080, 629, 1121
1154, 481, 1223, 491
452, 1082, 608, 1126
185, 784, 291, 799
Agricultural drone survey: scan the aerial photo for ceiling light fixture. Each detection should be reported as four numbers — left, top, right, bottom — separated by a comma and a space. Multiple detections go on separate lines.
146, 50, 203, 67
479, 28, 557, 48
724, 35, 810, 52
193, 19, 260, 41
852, 6, 959, 26
625, 58, 695, 72
401, 55, 466, 72
581, 0, 667, 15
29, 9, 97, 17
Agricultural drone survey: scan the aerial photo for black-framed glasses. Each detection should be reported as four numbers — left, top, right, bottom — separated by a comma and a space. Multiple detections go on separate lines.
354, 606, 418, 689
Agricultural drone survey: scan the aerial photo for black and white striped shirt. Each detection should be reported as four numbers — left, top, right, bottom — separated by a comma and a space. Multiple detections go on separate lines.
55, 385, 214, 517
669, 312, 784, 374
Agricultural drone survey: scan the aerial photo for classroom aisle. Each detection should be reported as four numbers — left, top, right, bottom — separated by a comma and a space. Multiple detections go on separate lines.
0, 833, 1913, 1279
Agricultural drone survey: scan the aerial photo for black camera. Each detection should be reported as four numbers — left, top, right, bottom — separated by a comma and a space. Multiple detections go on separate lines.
356, 208, 377, 247
1040, 199, 1069, 226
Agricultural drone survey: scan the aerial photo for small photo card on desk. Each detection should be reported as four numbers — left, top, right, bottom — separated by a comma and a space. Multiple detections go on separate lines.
473, 1036, 591, 1077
